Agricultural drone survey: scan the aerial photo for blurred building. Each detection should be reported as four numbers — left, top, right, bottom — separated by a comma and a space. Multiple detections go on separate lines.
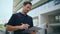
13, 0, 60, 34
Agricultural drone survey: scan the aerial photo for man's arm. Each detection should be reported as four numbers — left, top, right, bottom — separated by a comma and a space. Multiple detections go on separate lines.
6, 24, 29, 31
6, 25, 21, 31
5, 14, 19, 31
30, 17, 33, 27
6, 14, 29, 31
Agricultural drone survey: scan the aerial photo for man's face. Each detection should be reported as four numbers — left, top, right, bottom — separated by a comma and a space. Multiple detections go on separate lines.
23, 4, 32, 13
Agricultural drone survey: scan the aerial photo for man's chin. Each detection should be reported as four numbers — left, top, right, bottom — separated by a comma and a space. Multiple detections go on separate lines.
25, 11, 29, 13
25, 12, 28, 14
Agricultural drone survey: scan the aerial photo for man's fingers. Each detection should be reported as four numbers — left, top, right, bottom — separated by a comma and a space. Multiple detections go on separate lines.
21, 23, 29, 26
24, 24, 29, 29
25, 24, 30, 26
21, 23, 23, 24
21, 23, 30, 29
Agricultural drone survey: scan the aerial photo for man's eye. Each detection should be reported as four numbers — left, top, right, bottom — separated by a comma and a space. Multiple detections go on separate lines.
27, 7, 29, 8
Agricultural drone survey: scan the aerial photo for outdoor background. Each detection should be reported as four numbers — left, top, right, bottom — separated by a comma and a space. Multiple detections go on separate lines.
0, 0, 60, 34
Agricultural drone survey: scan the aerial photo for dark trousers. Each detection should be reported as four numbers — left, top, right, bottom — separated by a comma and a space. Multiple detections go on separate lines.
45, 29, 47, 34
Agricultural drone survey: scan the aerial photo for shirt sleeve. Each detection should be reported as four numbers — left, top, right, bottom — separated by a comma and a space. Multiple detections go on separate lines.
7, 14, 17, 26
29, 18, 33, 28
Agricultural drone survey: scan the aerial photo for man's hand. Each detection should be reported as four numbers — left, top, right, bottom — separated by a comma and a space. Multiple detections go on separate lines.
19, 23, 30, 29
6, 23, 30, 31
30, 30, 36, 34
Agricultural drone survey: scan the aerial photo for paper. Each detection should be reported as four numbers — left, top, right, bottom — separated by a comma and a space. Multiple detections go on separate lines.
22, 26, 42, 33
24, 26, 42, 31
28, 26, 41, 31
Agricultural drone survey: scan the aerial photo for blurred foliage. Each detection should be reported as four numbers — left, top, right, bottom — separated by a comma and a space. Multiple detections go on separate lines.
0, 24, 5, 30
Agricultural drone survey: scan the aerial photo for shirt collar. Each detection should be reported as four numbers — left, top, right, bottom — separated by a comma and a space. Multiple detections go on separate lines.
19, 12, 27, 16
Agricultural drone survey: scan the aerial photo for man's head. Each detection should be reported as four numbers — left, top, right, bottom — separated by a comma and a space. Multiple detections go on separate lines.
22, 1, 32, 14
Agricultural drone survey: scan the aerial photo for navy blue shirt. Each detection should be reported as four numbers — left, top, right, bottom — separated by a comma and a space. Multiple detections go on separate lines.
7, 12, 33, 34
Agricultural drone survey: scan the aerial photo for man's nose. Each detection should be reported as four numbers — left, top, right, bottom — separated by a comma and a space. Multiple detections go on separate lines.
27, 8, 30, 11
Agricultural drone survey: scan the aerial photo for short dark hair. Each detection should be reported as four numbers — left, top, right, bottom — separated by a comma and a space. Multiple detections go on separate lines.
23, 1, 32, 6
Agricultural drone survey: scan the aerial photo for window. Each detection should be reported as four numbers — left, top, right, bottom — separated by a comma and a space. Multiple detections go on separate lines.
55, 16, 59, 23
59, 16, 60, 22
48, 14, 60, 23
54, 0, 60, 5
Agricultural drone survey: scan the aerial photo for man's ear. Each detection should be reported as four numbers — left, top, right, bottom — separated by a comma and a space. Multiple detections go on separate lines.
21, 4, 24, 7
21, 5, 23, 7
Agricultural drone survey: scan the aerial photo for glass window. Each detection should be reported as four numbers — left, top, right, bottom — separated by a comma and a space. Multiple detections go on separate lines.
59, 16, 60, 22
55, 16, 59, 23
54, 0, 60, 5
49, 15, 60, 23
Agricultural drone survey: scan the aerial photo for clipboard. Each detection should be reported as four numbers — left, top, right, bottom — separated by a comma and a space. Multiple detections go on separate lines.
22, 26, 42, 33
28, 26, 41, 31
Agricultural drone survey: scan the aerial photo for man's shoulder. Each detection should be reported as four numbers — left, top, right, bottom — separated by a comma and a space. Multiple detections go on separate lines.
13, 12, 20, 15
12, 12, 21, 16
27, 15, 32, 19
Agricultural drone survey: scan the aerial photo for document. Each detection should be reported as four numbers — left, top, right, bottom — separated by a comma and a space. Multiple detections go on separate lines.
22, 26, 42, 33
28, 26, 41, 31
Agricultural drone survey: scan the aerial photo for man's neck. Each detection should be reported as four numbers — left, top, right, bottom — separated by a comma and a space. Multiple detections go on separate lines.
21, 11, 27, 16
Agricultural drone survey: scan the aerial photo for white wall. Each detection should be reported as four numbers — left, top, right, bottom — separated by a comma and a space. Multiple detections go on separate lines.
33, 18, 39, 26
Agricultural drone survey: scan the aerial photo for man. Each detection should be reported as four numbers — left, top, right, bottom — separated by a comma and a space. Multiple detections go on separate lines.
6, 1, 33, 34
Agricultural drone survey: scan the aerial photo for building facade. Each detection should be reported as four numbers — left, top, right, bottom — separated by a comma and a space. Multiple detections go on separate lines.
13, 0, 60, 34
